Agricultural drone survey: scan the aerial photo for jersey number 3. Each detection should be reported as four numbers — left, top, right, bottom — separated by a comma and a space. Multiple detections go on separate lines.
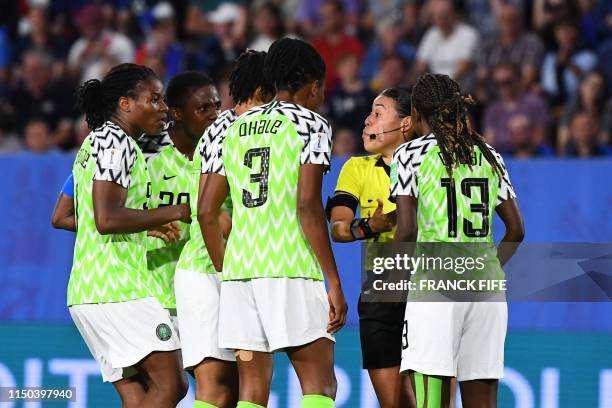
440, 178, 489, 238
243, 147, 270, 208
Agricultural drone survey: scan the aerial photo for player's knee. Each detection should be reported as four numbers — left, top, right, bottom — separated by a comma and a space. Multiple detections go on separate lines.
152, 371, 188, 401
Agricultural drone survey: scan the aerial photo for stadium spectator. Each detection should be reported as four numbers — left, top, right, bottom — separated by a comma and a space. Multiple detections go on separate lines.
331, 127, 359, 156
0, 100, 20, 153
371, 54, 408, 92
532, 0, 581, 49
360, 15, 415, 83
295, 0, 359, 38
508, 114, 554, 157
24, 119, 54, 153
327, 53, 375, 138
312, 0, 364, 94
134, 3, 185, 85
67, 4, 135, 82
413, 0, 479, 92
558, 71, 607, 154
208, 2, 248, 63
565, 111, 611, 157
9, 49, 75, 149
14, 0, 69, 79
601, 100, 612, 146
484, 64, 551, 154
541, 18, 598, 108
248, 2, 286, 51
478, 4, 545, 93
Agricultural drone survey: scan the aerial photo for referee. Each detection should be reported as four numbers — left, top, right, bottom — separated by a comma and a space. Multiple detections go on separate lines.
327, 87, 416, 408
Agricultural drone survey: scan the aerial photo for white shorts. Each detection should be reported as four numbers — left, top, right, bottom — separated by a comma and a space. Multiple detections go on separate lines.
174, 269, 235, 369
400, 301, 507, 382
219, 278, 334, 352
69, 297, 181, 382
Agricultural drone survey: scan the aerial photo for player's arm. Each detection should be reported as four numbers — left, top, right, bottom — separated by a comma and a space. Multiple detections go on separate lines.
198, 173, 229, 272
330, 195, 395, 242
92, 181, 190, 234
495, 198, 525, 265
393, 196, 418, 242
298, 164, 347, 333
51, 173, 76, 231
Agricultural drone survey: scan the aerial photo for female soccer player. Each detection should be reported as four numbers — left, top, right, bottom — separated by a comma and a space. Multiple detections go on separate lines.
327, 87, 416, 408
174, 50, 274, 408
199, 38, 347, 408
69, 63, 191, 407
391, 73, 525, 408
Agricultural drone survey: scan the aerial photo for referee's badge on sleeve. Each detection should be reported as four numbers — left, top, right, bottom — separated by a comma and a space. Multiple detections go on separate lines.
101, 148, 122, 171
312, 133, 329, 153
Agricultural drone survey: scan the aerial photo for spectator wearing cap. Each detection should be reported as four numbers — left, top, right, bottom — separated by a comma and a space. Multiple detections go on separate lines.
484, 63, 551, 154
413, 0, 479, 92
360, 15, 415, 84
134, 2, 186, 84
558, 71, 607, 155
312, 0, 364, 95
327, 53, 375, 144
208, 2, 248, 63
248, 2, 286, 52
478, 4, 545, 93
541, 18, 598, 108
67, 4, 135, 82
9, 49, 75, 149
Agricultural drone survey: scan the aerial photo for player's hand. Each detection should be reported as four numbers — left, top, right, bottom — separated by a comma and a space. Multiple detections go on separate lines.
148, 222, 181, 244
369, 199, 395, 233
176, 203, 192, 223
219, 211, 232, 239
327, 283, 347, 334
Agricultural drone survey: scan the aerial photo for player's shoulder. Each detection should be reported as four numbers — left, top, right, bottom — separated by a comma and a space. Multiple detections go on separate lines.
394, 134, 438, 163
206, 109, 239, 140
273, 101, 330, 132
90, 121, 136, 152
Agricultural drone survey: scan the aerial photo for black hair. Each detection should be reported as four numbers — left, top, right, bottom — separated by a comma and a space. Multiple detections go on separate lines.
166, 71, 215, 108
256, 2, 285, 38
75, 63, 158, 129
263, 37, 326, 94
411, 73, 503, 178
229, 50, 275, 104
380, 87, 412, 118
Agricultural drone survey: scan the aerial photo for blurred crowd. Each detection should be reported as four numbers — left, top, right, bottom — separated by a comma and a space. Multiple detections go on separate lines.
0, 0, 611, 158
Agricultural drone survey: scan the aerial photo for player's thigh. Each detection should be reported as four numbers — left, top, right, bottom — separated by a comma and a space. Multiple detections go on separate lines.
459, 379, 498, 408
137, 350, 186, 391
175, 269, 235, 369
410, 371, 453, 408
253, 278, 333, 352
286, 337, 336, 397
457, 302, 507, 382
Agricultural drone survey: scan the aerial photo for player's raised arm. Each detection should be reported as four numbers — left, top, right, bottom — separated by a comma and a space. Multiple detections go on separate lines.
51, 172, 76, 231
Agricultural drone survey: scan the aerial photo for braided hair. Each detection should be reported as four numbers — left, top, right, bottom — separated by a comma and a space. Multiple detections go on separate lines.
263, 37, 325, 94
229, 50, 275, 104
75, 63, 158, 129
411, 73, 503, 179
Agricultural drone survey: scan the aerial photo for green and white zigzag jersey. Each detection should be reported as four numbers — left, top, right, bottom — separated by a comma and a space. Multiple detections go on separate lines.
69, 121, 152, 305
208, 101, 332, 281
176, 109, 238, 274
139, 125, 193, 309
390, 134, 516, 242
389, 134, 516, 284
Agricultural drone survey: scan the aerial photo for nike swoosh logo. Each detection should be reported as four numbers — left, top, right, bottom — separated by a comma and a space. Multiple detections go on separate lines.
163, 175, 177, 180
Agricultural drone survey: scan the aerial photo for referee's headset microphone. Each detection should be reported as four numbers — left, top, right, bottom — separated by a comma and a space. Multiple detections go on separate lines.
367, 127, 403, 141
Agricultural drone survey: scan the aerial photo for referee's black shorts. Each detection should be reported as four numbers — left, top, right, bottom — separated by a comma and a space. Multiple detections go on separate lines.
357, 296, 407, 369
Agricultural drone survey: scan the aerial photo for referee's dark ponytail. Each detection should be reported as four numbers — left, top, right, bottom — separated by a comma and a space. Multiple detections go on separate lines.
75, 63, 158, 129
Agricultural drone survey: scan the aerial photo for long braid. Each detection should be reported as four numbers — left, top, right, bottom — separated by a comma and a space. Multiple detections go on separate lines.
412, 74, 504, 180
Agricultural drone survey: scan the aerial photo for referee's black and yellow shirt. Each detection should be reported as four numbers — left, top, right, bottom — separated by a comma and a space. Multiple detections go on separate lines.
333, 154, 396, 242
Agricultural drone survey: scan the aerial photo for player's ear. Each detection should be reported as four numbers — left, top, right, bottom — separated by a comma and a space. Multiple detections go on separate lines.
117, 95, 132, 113
169, 106, 182, 122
